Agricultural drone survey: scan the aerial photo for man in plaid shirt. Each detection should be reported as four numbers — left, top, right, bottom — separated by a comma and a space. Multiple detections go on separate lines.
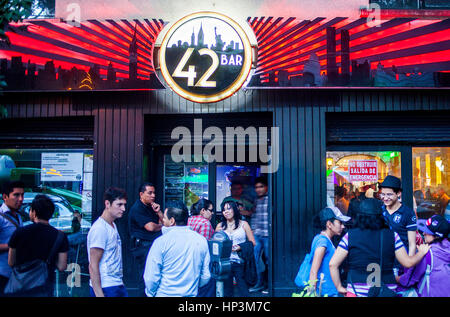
188, 198, 216, 297
188, 199, 214, 240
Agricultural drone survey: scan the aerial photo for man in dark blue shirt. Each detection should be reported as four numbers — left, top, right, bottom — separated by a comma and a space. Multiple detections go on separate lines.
380, 175, 417, 256
128, 182, 163, 297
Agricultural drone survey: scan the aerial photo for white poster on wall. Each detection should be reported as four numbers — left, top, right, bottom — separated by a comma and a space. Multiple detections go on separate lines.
84, 154, 94, 173
82, 190, 92, 213
83, 172, 93, 191
41, 152, 84, 182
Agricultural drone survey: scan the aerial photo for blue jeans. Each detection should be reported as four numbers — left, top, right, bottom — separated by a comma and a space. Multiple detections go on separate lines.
254, 235, 269, 285
90, 285, 128, 297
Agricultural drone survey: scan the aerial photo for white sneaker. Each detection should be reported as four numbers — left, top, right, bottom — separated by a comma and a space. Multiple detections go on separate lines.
249, 285, 264, 293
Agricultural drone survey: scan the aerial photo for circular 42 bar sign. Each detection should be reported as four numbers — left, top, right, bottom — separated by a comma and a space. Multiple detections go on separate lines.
154, 12, 256, 103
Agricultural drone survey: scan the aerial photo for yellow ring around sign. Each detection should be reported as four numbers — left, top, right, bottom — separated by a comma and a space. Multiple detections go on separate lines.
159, 12, 253, 104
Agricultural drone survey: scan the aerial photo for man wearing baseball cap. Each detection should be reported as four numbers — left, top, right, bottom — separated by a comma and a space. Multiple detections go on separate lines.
380, 175, 417, 257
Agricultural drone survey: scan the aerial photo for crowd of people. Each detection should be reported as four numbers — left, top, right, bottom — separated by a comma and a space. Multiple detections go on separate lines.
0, 176, 270, 297
92, 177, 270, 297
303, 175, 450, 297
1, 174, 448, 298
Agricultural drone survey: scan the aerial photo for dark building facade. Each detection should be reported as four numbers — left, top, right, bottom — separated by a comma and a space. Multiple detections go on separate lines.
1, 87, 449, 296
1, 2, 450, 297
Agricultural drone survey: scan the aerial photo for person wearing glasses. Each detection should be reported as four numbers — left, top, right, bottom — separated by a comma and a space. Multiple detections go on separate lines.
188, 199, 215, 240
188, 199, 215, 297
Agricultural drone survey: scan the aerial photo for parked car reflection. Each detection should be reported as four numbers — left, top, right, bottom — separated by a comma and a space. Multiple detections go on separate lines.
19, 192, 91, 233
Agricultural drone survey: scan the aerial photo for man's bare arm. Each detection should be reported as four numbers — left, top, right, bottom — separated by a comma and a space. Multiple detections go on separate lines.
89, 247, 105, 297
144, 222, 162, 232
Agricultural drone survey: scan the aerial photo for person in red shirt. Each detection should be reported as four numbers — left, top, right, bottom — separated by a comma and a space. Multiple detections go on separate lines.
188, 199, 214, 240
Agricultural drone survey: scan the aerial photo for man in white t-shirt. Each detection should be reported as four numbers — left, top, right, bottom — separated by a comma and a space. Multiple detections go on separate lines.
88, 187, 128, 297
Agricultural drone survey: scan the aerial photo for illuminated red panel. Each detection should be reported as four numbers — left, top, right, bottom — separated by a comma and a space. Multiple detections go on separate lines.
117, 21, 139, 40
84, 22, 152, 70
25, 25, 129, 62
257, 18, 285, 42
113, 21, 154, 56
258, 28, 326, 65
113, 21, 135, 41
258, 29, 327, 67
258, 40, 327, 72
257, 49, 327, 75
140, 21, 159, 39
346, 22, 373, 36
253, 17, 266, 35
251, 16, 450, 82
82, 21, 131, 49
2, 19, 163, 88
373, 50, 450, 69
350, 20, 439, 47
258, 18, 350, 64
54, 22, 129, 52
350, 29, 450, 61
331, 19, 352, 32
85, 21, 153, 62
254, 18, 275, 39
43, 21, 152, 71
258, 19, 303, 53
5, 31, 131, 72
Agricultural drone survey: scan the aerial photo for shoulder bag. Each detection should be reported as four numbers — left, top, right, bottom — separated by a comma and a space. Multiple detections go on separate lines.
0, 211, 20, 228
4, 230, 64, 295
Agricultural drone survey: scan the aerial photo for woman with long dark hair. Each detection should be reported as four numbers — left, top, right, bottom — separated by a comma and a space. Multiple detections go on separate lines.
329, 198, 430, 297
215, 201, 255, 297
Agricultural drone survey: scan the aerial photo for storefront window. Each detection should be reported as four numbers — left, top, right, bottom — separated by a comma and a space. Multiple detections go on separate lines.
0, 148, 93, 297
326, 151, 401, 214
413, 147, 450, 220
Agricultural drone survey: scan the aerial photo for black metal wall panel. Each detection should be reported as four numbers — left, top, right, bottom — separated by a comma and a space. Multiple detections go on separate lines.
327, 110, 450, 144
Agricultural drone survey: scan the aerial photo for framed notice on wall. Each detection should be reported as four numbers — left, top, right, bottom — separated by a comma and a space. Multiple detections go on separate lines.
41, 152, 84, 182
